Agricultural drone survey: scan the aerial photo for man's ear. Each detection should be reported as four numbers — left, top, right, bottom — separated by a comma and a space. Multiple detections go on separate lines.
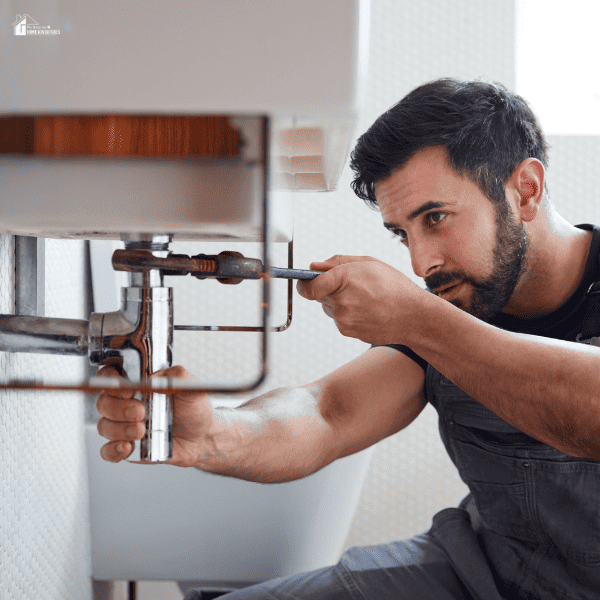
509, 158, 545, 222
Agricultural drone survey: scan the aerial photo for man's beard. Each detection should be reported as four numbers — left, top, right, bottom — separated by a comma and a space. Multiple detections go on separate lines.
425, 209, 529, 322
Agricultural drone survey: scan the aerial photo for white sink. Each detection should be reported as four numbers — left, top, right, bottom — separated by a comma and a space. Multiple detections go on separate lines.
0, 155, 296, 242
85, 425, 373, 583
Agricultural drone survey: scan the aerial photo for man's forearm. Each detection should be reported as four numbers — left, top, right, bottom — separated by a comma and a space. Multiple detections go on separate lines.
196, 386, 337, 483
408, 295, 600, 458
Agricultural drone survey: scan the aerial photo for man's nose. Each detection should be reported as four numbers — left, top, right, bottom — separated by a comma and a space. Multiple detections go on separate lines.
409, 238, 444, 279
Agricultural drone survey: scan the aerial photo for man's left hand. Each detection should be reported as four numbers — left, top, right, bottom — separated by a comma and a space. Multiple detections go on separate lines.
296, 255, 427, 345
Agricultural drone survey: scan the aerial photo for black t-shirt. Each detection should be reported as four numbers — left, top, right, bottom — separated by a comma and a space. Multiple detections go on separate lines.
375, 224, 600, 370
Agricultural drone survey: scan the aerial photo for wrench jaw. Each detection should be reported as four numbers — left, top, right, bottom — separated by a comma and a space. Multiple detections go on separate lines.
112, 249, 321, 282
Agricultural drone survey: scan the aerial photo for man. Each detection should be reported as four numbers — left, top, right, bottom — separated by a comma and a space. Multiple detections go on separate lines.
97, 79, 600, 599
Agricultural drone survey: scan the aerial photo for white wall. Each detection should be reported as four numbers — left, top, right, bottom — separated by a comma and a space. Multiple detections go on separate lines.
0, 238, 92, 600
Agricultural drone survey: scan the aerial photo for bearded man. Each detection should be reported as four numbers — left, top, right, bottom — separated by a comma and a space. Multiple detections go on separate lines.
98, 79, 600, 599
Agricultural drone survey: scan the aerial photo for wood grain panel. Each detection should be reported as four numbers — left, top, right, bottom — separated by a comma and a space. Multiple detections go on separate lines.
0, 116, 239, 156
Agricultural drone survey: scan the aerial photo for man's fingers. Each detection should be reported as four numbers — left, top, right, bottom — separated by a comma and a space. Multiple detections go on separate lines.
308, 260, 337, 272
96, 393, 146, 422
97, 416, 145, 442
97, 364, 201, 466
100, 440, 134, 463
297, 267, 344, 301
151, 365, 202, 402
96, 365, 125, 379
95, 365, 136, 399
321, 303, 335, 319
309, 255, 378, 271
152, 365, 196, 381
300, 255, 383, 299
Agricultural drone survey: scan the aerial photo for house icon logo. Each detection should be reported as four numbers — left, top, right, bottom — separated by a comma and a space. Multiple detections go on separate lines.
12, 14, 60, 36
13, 14, 38, 35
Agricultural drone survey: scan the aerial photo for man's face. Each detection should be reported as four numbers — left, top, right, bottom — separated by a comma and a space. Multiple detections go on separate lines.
375, 147, 528, 321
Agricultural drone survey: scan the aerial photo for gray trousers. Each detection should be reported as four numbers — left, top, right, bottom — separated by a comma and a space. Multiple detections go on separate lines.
195, 535, 471, 600
184, 499, 600, 600
183, 505, 507, 600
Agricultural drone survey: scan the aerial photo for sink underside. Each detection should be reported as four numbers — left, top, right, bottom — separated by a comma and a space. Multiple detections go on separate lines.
0, 156, 287, 241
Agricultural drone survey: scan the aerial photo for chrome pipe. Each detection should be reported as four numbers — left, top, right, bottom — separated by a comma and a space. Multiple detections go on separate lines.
88, 287, 174, 462
127, 238, 173, 463
88, 235, 174, 463
122, 286, 173, 463
0, 315, 88, 355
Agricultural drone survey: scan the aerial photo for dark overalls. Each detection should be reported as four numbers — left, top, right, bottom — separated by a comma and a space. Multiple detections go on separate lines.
422, 365, 600, 600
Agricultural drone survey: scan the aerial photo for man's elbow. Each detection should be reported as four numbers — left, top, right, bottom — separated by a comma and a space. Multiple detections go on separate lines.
567, 438, 600, 460
553, 431, 600, 459
543, 414, 600, 459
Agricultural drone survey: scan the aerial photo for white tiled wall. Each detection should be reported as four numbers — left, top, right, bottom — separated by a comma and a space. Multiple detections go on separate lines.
0, 238, 92, 600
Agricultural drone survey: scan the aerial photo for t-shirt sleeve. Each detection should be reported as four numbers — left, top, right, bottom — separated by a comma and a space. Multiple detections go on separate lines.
370, 344, 429, 372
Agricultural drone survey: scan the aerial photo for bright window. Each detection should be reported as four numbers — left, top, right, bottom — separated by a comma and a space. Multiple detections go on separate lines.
516, 0, 600, 134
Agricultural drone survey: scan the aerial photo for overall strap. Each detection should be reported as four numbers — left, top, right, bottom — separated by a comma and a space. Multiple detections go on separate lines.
576, 279, 600, 346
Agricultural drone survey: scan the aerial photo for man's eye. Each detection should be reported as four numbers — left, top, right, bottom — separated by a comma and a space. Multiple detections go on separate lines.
427, 211, 447, 226
390, 229, 407, 244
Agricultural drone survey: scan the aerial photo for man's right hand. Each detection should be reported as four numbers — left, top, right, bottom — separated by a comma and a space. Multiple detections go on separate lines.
95, 365, 216, 467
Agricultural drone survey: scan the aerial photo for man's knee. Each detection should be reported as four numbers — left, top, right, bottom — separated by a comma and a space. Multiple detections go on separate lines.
339, 535, 469, 599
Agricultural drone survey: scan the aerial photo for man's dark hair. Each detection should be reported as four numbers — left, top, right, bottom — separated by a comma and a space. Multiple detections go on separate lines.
350, 78, 549, 216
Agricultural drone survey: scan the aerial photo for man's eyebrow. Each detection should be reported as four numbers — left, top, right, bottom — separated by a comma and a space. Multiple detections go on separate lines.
383, 221, 401, 233
407, 200, 448, 220
383, 201, 449, 232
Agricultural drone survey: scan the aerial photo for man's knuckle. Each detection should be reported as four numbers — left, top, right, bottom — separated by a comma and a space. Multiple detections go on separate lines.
128, 423, 143, 439
171, 365, 187, 377
132, 401, 146, 421
101, 443, 119, 463
337, 298, 349, 310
